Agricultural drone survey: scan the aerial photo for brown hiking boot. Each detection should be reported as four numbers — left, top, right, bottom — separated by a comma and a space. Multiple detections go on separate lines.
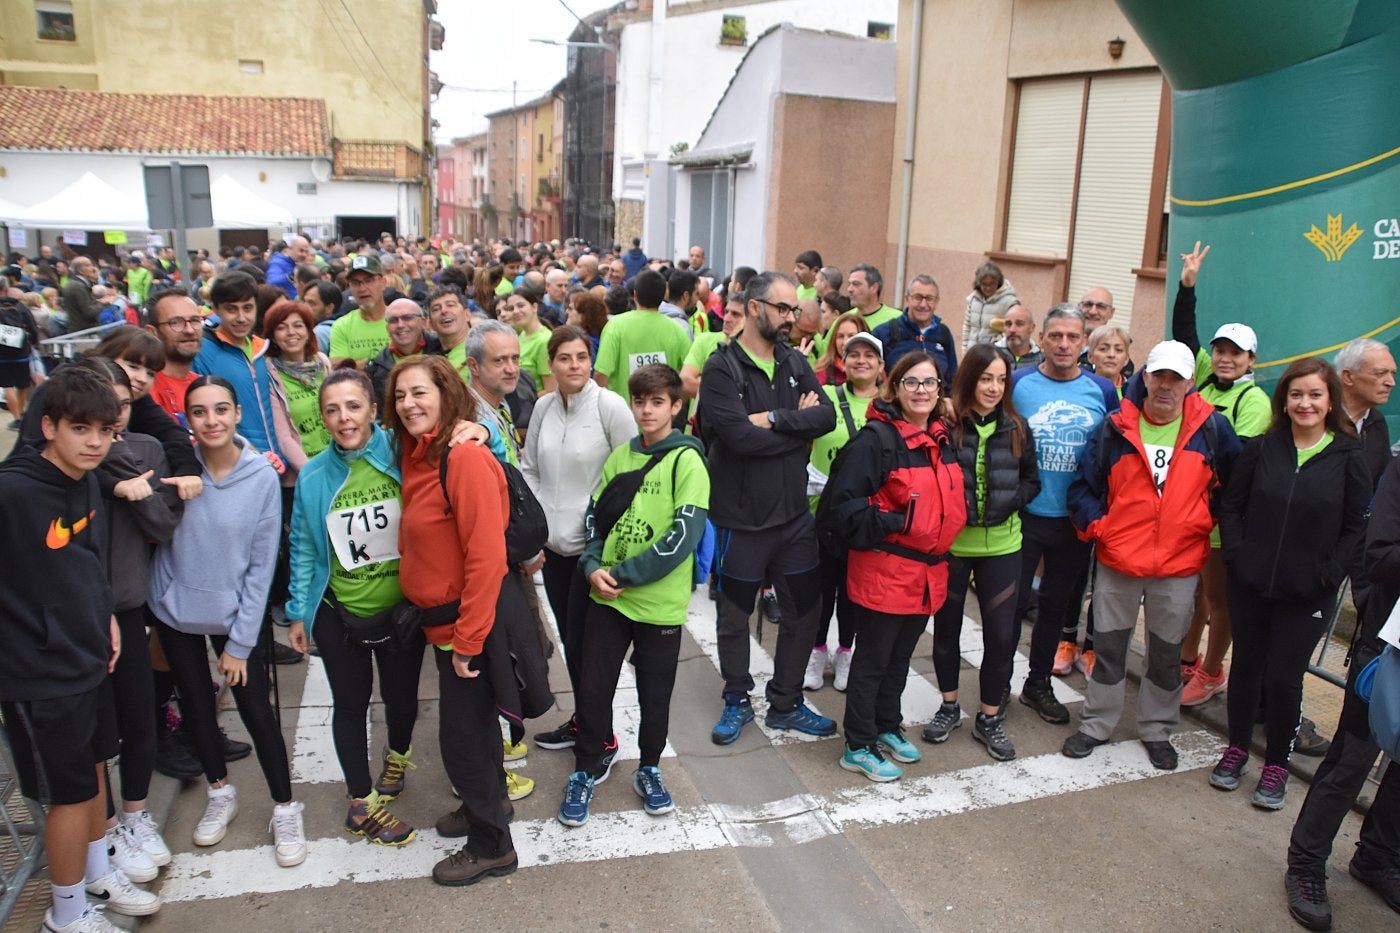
435, 798, 513, 838
432, 846, 518, 886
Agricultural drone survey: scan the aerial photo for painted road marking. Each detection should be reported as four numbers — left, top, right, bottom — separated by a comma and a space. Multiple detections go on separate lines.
949, 616, 1084, 706
159, 730, 1220, 903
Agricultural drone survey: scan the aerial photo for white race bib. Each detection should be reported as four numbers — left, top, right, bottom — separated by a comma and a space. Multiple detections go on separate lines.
628, 350, 666, 373
1144, 443, 1173, 493
326, 497, 402, 569
0, 324, 24, 348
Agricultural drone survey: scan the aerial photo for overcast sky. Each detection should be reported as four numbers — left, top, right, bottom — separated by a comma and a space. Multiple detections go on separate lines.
429, 1, 612, 142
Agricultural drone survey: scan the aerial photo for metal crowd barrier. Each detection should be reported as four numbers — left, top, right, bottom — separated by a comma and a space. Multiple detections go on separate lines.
39, 323, 110, 360
0, 717, 46, 928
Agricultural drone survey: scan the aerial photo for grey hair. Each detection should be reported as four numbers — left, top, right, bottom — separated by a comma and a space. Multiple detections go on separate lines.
745, 271, 796, 306
1335, 338, 1388, 373
1043, 303, 1086, 332
908, 273, 939, 295
818, 267, 843, 292
464, 318, 517, 364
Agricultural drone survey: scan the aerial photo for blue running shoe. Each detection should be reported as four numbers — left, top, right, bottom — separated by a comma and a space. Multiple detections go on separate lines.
840, 745, 902, 782
766, 701, 836, 737
557, 772, 595, 827
877, 729, 922, 763
632, 766, 675, 816
711, 699, 754, 745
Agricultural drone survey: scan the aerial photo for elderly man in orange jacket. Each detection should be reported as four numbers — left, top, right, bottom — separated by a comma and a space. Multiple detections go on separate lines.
1061, 340, 1241, 770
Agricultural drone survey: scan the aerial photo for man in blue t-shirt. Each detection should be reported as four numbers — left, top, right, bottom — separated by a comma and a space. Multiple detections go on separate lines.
1010, 303, 1118, 725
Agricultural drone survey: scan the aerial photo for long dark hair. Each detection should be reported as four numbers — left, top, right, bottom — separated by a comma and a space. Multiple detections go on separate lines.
949, 343, 1028, 457
382, 355, 478, 465
184, 374, 239, 413
1269, 357, 1355, 439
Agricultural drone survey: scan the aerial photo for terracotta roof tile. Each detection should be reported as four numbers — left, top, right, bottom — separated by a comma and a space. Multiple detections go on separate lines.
0, 86, 331, 156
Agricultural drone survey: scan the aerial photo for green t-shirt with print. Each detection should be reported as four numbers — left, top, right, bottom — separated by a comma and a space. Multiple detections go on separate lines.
684, 331, 727, 372
329, 311, 390, 363
951, 419, 1022, 557
595, 309, 694, 397
278, 370, 331, 457
1298, 431, 1334, 466
808, 384, 873, 513
326, 458, 404, 616
591, 443, 710, 625
519, 326, 551, 386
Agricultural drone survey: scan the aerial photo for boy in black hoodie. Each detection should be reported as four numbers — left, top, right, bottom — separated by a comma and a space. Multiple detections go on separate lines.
0, 366, 161, 931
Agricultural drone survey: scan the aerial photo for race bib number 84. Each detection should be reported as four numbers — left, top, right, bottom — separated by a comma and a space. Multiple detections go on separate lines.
327, 498, 402, 569
629, 350, 666, 373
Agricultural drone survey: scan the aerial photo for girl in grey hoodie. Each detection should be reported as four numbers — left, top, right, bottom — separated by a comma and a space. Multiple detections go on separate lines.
147, 375, 306, 869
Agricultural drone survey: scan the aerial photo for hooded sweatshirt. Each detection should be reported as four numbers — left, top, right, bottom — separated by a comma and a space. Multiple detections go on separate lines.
148, 438, 281, 659
98, 432, 183, 611
0, 448, 114, 701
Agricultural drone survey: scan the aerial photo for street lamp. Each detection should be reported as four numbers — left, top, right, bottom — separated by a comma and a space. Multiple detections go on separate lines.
531, 37, 616, 245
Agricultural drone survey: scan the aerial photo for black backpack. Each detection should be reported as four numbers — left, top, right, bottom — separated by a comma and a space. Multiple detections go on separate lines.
439, 452, 549, 566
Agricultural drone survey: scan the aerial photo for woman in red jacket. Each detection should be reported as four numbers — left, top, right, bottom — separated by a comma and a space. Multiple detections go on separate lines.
384, 355, 517, 887
821, 351, 966, 782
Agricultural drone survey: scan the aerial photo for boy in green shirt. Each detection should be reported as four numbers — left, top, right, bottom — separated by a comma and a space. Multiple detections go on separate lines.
558, 364, 709, 827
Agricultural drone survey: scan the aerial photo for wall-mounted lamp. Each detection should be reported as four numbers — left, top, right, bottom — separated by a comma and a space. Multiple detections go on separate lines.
1108, 37, 1126, 59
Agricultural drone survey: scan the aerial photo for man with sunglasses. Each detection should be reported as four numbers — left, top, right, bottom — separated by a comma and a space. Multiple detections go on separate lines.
1077, 286, 1136, 378
698, 272, 837, 745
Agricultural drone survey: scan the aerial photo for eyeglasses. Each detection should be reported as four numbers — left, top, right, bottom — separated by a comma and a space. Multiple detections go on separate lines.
899, 376, 940, 392
1080, 300, 1112, 312
757, 299, 799, 317
157, 316, 203, 330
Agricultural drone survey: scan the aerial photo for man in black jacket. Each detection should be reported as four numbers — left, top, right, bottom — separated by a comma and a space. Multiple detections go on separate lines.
1336, 337, 1394, 485
698, 272, 836, 744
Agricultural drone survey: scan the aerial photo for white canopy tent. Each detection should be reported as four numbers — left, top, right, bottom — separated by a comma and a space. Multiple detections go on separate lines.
210, 174, 294, 229
0, 195, 26, 220
5, 171, 150, 231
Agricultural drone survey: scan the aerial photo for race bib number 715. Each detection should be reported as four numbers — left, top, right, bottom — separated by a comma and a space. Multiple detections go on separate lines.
326, 498, 402, 569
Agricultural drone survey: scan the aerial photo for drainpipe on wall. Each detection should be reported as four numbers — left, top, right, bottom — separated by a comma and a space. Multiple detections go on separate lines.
892, 0, 924, 309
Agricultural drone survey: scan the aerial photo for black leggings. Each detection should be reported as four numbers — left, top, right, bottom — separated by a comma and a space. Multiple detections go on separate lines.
312, 601, 426, 799
540, 548, 589, 694
155, 618, 292, 802
814, 550, 856, 649
1225, 580, 1330, 767
843, 605, 926, 750
932, 552, 1020, 708
574, 601, 681, 774
110, 606, 156, 804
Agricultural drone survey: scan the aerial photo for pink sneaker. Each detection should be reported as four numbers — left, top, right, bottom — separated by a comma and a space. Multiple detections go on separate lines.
1181, 664, 1227, 706
1052, 641, 1078, 677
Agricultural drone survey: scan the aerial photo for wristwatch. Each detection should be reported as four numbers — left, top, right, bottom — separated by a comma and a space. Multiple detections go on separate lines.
767, 410, 777, 425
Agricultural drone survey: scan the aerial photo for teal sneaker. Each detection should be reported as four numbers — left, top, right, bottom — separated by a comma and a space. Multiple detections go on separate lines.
711, 699, 754, 745
557, 771, 595, 827
877, 729, 922, 763
632, 766, 674, 816
840, 745, 902, 783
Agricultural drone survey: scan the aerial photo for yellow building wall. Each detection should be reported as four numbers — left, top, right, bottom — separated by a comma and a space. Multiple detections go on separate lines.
0, 0, 425, 147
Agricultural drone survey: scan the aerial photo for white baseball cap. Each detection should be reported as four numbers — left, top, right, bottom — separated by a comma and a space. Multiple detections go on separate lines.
843, 332, 884, 360
1144, 340, 1195, 380
1210, 323, 1258, 354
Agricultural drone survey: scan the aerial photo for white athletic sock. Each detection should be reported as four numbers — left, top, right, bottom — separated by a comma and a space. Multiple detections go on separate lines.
85, 837, 108, 883
50, 881, 85, 925
119, 809, 144, 827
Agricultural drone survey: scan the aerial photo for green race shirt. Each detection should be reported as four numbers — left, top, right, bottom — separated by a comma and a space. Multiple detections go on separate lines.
591, 444, 710, 625
1297, 431, 1334, 466
684, 331, 727, 372
519, 326, 551, 386
951, 418, 1022, 557
736, 341, 775, 382
796, 284, 817, 302
329, 311, 390, 363
808, 384, 874, 512
326, 458, 404, 616
595, 310, 694, 397
441, 340, 471, 380
862, 304, 901, 331
279, 371, 331, 457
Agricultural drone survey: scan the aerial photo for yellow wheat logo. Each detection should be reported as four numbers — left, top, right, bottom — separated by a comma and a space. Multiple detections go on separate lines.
1303, 214, 1363, 261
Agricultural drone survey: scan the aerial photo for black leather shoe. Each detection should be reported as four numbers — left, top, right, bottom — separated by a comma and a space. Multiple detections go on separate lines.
1141, 739, 1178, 771
1061, 731, 1107, 759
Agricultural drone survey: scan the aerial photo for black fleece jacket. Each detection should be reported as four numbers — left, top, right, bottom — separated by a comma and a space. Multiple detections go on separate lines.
0, 448, 114, 701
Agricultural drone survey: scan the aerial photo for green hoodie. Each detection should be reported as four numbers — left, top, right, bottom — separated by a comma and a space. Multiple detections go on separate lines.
580, 430, 709, 625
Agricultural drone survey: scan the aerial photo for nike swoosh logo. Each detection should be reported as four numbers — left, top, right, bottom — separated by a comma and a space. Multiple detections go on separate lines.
46, 518, 71, 549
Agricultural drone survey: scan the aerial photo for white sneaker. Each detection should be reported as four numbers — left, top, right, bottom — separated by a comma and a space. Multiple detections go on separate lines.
833, 647, 854, 692
44, 904, 118, 932
269, 800, 307, 867
193, 784, 239, 846
124, 810, 172, 867
804, 648, 827, 690
105, 822, 157, 882
84, 867, 162, 916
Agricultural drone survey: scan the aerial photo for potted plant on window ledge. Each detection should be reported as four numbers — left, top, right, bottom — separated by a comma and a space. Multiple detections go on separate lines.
720, 16, 747, 47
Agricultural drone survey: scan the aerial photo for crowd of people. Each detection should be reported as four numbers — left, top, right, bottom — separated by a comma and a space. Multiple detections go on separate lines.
0, 231, 1396, 932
